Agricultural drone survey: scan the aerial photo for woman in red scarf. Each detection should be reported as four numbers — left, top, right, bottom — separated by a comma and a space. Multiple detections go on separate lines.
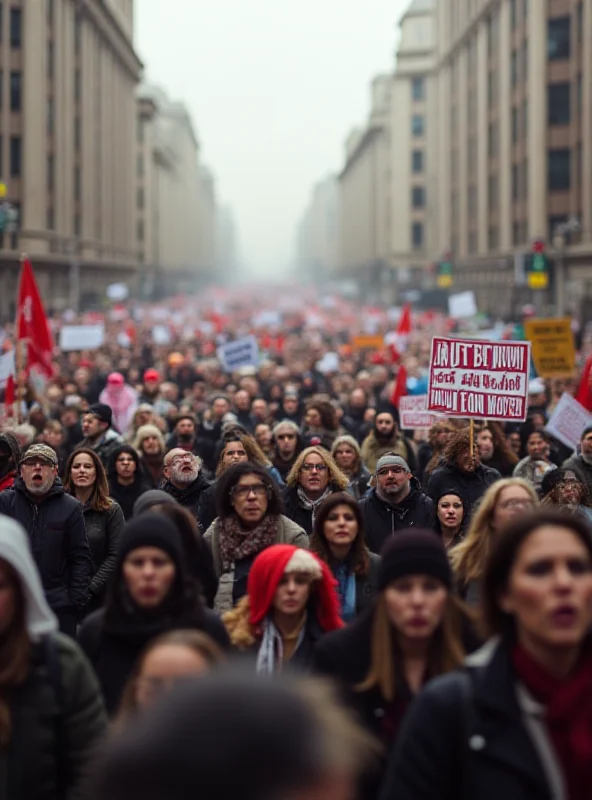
380, 508, 592, 800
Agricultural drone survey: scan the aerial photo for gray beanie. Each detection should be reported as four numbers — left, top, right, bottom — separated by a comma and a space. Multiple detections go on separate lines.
375, 454, 410, 474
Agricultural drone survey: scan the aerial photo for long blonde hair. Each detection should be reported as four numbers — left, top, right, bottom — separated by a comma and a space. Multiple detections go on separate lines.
357, 592, 467, 702
450, 477, 539, 584
286, 446, 349, 490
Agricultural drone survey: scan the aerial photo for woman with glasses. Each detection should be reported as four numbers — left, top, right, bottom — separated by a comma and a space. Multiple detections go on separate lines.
64, 447, 125, 613
204, 463, 309, 612
283, 446, 350, 536
450, 477, 538, 606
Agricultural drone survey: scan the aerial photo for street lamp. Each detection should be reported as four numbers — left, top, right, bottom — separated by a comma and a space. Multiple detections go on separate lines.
552, 216, 580, 317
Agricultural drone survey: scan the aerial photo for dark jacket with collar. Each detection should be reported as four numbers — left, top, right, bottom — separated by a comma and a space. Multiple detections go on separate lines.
379, 639, 565, 800
81, 429, 123, 470
0, 479, 92, 615
427, 462, 501, 520
160, 472, 211, 521
283, 483, 348, 536
82, 502, 125, 607
359, 480, 435, 554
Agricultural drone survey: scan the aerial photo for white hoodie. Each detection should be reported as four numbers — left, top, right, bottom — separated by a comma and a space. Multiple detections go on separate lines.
0, 515, 57, 639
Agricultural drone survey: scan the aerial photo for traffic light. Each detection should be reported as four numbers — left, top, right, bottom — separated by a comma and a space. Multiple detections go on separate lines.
526, 239, 549, 289
437, 253, 453, 288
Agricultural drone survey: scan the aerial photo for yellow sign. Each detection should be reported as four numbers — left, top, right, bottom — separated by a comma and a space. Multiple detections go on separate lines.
527, 272, 548, 289
351, 335, 384, 352
437, 275, 453, 288
0, 183, 6, 198
524, 318, 576, 378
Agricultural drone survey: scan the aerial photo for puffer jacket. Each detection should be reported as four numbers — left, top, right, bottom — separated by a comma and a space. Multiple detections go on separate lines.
0, 479, 92, 614
204, 514, 309, 612
359, 480, 435, 554
82, 502, 125, 608
1, 633, 107, 800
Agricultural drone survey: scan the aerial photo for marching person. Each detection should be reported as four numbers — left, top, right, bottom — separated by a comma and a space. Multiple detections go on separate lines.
161, 449, 211, 520
81, 403, 124, 470
331, 435, 372, 501
108, 444, 151, 521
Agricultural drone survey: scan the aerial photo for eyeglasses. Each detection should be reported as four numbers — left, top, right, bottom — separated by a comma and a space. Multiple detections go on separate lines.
232, 483, 269, 499
301, 463, 327, 472
377, 467, 406, 476
277, 434, 296, 440
499, 499, 535, 510
22, 459, 53, 468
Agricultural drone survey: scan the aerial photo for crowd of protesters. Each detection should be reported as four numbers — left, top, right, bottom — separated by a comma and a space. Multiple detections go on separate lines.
0, 288, 591, 799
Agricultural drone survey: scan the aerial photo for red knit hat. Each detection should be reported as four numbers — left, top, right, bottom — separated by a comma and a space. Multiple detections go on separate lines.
247, 544, 343, 633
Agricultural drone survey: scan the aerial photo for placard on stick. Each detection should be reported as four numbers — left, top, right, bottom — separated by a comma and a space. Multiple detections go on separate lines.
427, 337, 530, 421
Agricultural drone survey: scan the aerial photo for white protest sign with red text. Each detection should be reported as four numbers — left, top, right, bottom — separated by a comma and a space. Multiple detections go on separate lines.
428, 337, 530, 421
399, 395, 439, 429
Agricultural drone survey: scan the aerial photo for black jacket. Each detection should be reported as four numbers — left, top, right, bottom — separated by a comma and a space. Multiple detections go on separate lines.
427, 463, 501, 519
108, 476, 151, 521
160, 472, 211, 521
283, 484, 346, 536
0, 479, 92, 614
359, 481, 435, 554
82, 502, 125, 606
379, 640, 561, 800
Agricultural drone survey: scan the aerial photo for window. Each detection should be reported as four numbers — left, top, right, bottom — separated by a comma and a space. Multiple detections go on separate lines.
523, 158, 529, 202
47, 97, 54, 135
488, 227, 499, 250
468, 231, 477, 254
548, 17, 571, 60
74, 70, 81, 102
548, 83, 571, 125
522, 39, 528, 81
47, 155, 54, 192
9, 71, 21, 111
74, 12, 82, 55
10, 136, 21, 177
137, 154, 144, 177
488, 121, 498, 158
137, 119, 145, 145
411, 77, 425, 101
10, 7, 21, 48
548, 149, 571, 191
512, 107, 519, 143
47, 0, 53, 24
74, 117, 81, 150
74, 166, 81, 202
412, 186, 426, 209
74, 214, 81, 237
47, 41, 54, 79
523, 99, 528, 139
411, 115, 425, 137
510, 0, 517, 28
137, 220, 145, 242
46, 207, 54, 231
411, 150, 424, 173
511, 51, 518, 87
468, 186, 477, 218
512, 222, 521, 246
548, 215, 567, 242
411, 222, 424, 249
488, 175, 498, 208
137, 187, 145, 210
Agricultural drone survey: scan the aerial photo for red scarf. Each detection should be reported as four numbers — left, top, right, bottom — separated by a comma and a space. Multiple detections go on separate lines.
512, 644, 592, 800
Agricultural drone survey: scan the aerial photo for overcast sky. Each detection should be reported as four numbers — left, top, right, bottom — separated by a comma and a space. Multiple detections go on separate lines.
135, 0, 408, 275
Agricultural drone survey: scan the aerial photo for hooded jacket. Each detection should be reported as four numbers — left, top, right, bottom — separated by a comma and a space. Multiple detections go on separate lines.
107, 445, 151, 520
0, 478, 92, 614
0, 516, 106, 799
359, 480, 435, 554
0, 431, 22, 492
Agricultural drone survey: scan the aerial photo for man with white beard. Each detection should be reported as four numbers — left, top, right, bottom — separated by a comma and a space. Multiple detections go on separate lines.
161, 448, 212, 522
0, 444, 92, 636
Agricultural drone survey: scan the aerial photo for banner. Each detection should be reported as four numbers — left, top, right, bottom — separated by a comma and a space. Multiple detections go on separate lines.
448, 291, 477, 319
545, 393, 591, 450
60, 324, 105, 351
16, 258, 54, 378
351, 335, 384, 351
523, 318, 575, 378
217, 335, 259, 372
399, 395, 438, 429
427, 337, 531, 421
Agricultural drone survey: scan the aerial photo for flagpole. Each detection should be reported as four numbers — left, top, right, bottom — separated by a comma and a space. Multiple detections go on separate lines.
14, 254, 28, 424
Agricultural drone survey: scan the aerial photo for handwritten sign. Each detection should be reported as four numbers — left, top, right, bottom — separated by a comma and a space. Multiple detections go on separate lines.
545, 393, 591, 450
427, 337, 531, 421
399, 395, 438, 429
217, 335, 259, 373
524, 318, 575, 378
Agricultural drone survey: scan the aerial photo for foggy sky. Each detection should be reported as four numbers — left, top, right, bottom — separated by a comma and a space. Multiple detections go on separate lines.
135, 1, 409, 275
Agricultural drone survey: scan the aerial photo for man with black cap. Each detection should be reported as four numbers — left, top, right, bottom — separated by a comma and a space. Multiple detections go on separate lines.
563, 424, 592, 497
81, 403, 124, 469
359, 454, 435, 554
0, 443, 92, 635
0, 430, 21, 492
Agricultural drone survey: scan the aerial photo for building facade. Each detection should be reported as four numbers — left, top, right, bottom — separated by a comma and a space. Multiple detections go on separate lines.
296, 174, 340, 283
0, 0, 142, 320
435, 0, 592, 318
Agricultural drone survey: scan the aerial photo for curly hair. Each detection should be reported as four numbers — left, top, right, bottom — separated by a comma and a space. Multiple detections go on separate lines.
64, 447, 112, 512
310, 493, 370, 577
305, 400, 339, 431
424, 421, 456, 477
216, 433, 270, 478
285, 447, 349, 490
223, 595, 258, 648
441, 426, 475, 466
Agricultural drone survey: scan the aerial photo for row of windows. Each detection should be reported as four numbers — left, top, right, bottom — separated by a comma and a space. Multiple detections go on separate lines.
0, 134, 22, 177
0, 4, 22, 48
0, 70, 22, 111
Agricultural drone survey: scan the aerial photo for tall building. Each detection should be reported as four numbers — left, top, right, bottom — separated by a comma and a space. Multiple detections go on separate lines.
435, 0, 592, 318
296, 175, 340, 283
0, 0, 142, 319
196, 165, 218, 282
338, 76, 392, 299
390, 0, 438, 292
216, 205, 240, 281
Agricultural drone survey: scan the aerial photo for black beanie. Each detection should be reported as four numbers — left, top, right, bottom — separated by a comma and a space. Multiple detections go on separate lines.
378, 529, 452, 590
132, 489, 179, 517
118, 513, 184, 566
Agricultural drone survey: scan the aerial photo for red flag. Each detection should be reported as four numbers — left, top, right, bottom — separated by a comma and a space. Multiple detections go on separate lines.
576, 355, 592, 412
389, 364, 408, 409
4, 374, 15, 408
388, 304, 412, 363
16, 259, 54, 379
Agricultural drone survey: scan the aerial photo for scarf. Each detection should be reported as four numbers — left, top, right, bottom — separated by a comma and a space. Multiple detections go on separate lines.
256, 616, 306, 675
297, 485, 332, 528
333, 562, 356, 623
218, 514, 280, 572
512, 644, 592, 800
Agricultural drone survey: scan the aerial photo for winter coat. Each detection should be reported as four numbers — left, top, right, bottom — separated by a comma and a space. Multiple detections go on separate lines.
0, 479, 92, 615
108, 475, 151, 521
562, 452, 592, 497
204, 514, 309, 613
427, 463, 501, 520
341, 409, 368, 443
328, 552, 380, 617
416, 441, 433, 484
78, 606, 229, 715
379, 639, 567, 800
348, 466, 372, 501
82, 502, 125, 607
81, 429, 124, 470
360, 432, 417, 475
160, 472, 211, 521
1, 633, 107, 800
359, 482, 435, 554
0, 472, 16, 492
283, 484, 349, 535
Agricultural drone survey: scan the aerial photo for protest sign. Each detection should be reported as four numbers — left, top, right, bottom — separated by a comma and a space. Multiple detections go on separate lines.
60, 324, 105, 351
217, 335, 259, 373
427, 337, 530, 421
523, 318, 575, 378
0, 351, 15, 387
351, 335, 384, 351
316, 353, 340, 374
545, 393, 591, 450
399, 395, 439, 429
152, 325, 172, 345
448, 291, 477, 319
